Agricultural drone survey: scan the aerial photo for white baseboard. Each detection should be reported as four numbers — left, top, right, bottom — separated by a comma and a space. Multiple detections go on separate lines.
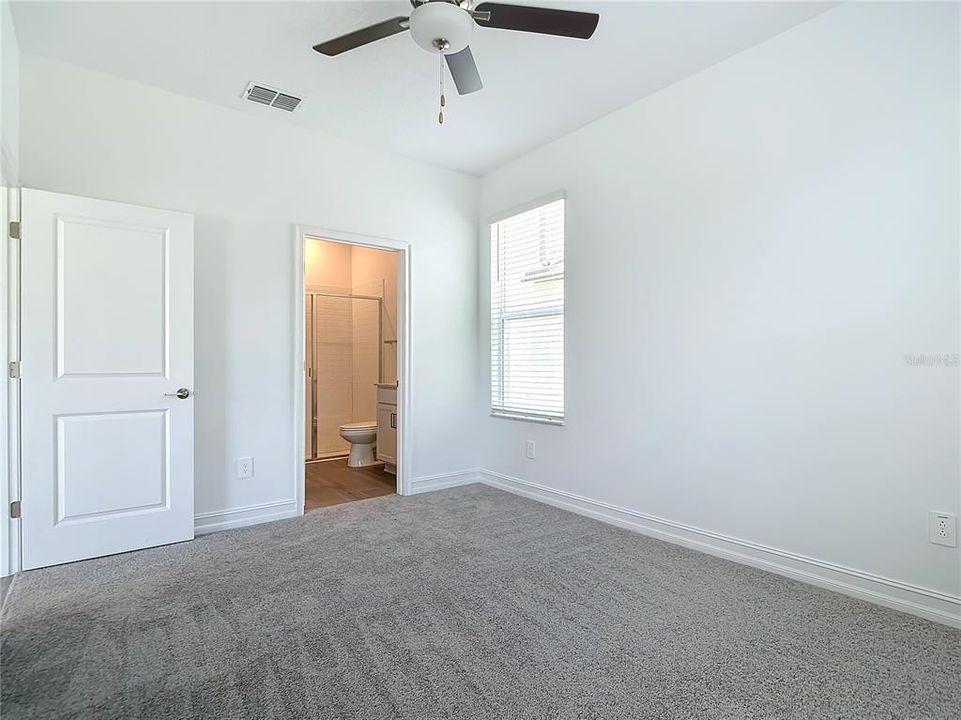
476, 469, 961, 629
409, 470, 481, 495
194, 499, 300, 535
188, 470, 960, 628
194, 468, 482, 535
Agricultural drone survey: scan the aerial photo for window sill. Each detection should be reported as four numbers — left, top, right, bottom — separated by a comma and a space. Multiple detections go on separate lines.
490, 412, 564, 427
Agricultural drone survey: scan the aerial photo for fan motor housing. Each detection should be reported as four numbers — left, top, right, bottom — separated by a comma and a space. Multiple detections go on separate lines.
409, 1, 474, 54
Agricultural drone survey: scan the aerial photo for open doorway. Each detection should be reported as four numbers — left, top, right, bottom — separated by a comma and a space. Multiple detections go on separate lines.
296, 231, 406, 512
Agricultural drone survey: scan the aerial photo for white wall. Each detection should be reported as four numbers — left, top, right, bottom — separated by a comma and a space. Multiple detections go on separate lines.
304, 238, 351, 291
478, 1, 960, 609
19, 54, 479, 521
0, 0, 18, 181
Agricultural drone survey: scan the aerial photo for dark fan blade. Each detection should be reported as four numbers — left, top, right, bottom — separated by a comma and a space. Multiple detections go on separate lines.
445, 47, 483, 95
312, 16, 409, 56
474, 3, 598, 39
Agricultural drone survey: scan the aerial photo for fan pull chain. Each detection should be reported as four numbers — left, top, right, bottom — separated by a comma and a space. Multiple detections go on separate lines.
438, 51, 446, 124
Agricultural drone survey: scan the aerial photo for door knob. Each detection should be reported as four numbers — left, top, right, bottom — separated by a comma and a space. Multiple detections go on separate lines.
164, 388, 191, 399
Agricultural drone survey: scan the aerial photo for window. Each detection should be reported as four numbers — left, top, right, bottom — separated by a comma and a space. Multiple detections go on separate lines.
490, 196, 565, 424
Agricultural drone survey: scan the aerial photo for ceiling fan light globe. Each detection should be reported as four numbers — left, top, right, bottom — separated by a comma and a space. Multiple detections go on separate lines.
409, 2, 473, 54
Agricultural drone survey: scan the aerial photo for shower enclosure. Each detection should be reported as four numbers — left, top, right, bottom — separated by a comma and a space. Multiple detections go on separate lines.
305, 291, 383, 461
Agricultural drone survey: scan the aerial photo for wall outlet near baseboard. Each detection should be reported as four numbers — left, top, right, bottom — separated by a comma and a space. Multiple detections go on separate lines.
237, 457, 254, 479
525, 440, 536, 460
929, 511, 957, 547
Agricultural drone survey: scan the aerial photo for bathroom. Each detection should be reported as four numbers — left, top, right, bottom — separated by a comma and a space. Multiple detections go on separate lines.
304, 237, 398, 510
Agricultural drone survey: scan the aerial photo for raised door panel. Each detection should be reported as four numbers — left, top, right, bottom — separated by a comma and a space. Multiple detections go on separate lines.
57, 217, 168, 377
56, 411, 168, 523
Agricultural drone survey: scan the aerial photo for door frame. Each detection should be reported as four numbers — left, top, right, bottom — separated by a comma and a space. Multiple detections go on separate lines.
292, 225, 412, 513
1, 181, 21, 578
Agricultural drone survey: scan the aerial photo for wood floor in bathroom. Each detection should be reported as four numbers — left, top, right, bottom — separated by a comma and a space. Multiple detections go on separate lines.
305, 458, 396, 511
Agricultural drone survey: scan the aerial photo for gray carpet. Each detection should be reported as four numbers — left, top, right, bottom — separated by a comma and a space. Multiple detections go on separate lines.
1, 484, 959, 719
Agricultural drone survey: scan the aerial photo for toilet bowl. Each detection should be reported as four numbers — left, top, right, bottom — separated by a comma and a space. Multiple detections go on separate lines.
339, 421, 378, 467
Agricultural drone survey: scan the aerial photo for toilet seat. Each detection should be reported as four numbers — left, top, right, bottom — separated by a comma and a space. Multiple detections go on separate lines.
340, 421, 376, 432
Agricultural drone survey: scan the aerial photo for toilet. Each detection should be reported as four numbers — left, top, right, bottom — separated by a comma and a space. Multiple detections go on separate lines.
339, 421, 378, 467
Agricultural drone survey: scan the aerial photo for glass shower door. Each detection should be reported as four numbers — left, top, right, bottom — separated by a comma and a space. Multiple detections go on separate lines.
305, 293, 382, 461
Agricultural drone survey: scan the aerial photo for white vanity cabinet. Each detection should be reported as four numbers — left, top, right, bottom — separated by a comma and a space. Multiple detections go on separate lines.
376, 384, 398, 473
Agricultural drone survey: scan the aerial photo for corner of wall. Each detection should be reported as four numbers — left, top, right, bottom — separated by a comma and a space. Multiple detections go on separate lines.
1, 1, 21, 186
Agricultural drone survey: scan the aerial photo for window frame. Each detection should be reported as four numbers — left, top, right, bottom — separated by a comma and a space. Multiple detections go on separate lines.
488, 191, 567, 426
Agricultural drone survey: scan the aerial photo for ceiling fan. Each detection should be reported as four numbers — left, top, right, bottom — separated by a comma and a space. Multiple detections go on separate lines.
312, 1, 600, 97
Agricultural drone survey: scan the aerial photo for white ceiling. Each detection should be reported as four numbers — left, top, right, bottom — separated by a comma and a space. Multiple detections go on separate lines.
10, 1, 835, 175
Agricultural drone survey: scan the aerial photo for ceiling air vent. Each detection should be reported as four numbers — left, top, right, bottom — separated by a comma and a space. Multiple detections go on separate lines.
242, 82, 302, 112
272, 93, 302, 112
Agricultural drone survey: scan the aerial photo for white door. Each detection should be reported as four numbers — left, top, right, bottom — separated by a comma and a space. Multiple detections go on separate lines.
20, 189, 194, 569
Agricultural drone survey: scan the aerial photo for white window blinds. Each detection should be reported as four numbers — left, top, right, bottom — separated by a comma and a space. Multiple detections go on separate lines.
490, 197, 565, 423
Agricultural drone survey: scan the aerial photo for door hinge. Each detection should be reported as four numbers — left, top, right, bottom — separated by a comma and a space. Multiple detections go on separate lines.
8, 220, 20, 239
8, 361, 20, 379
9, 501, 21, 519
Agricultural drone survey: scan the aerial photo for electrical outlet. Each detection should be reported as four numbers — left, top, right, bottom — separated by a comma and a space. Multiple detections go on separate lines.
237, 457, 254, 479
929, 511, 957, 548
525, 440, 536, 460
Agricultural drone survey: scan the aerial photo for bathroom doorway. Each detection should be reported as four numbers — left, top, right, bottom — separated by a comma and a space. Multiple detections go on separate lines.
294, 228, 408, 512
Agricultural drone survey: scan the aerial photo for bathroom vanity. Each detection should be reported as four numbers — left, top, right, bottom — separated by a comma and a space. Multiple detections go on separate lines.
376, 383, 398, 474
